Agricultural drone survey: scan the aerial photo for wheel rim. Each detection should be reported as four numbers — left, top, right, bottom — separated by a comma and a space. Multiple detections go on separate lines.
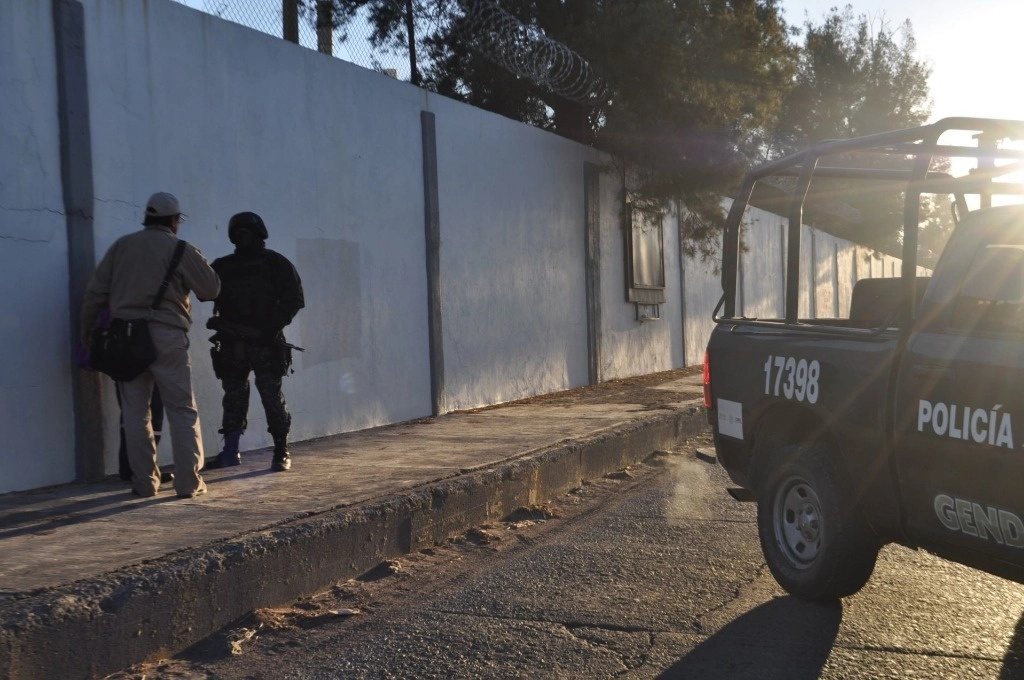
773, 477, 823, 568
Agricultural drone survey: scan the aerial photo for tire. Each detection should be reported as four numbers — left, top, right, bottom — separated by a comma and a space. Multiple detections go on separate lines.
756, 443, 879, 601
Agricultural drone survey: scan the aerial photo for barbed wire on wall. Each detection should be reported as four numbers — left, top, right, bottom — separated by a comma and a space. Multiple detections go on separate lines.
451, 0, 606, 103
172, 0, 605, 103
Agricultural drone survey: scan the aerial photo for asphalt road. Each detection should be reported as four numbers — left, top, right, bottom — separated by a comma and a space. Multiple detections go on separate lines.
110, 434, 1024, 679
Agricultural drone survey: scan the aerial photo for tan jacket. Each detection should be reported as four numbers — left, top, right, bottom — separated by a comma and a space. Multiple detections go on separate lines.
80, 225, 221, 343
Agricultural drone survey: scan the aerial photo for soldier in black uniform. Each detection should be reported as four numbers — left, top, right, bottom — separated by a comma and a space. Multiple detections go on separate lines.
205, 212, 304, 472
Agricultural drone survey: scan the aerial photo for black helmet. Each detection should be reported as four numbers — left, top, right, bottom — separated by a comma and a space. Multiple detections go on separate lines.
228, 211, 268, 243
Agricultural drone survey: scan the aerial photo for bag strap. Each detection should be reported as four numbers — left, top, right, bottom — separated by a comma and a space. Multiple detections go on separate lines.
150, 240, 188, 313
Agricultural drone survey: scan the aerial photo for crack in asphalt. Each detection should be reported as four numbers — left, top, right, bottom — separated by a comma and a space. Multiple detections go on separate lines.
632, 512, 755, 524
562, 621, 657, 676
424, 606, 659, 634
420, 608, 652, 674
838, 642, 1008, 664
562, 620, 656, 634
690, 562, 770, 634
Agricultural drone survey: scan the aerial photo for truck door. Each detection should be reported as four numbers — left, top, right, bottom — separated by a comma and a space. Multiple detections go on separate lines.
895, 209, 1024, 569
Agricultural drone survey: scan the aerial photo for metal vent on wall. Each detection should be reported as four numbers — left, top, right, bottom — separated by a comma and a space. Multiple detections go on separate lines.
635, 303, 660, 322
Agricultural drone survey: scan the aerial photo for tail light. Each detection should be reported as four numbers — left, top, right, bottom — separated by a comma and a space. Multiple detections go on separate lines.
703, 351, 712, 409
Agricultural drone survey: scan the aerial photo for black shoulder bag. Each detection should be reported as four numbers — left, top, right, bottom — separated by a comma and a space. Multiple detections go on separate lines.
90, 241, 187, 382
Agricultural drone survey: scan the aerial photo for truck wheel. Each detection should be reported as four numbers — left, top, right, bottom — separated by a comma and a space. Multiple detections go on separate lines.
756, 443, 879, 601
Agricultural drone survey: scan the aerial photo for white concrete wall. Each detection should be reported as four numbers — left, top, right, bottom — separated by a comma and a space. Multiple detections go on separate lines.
432, 99, 592, 408
814, 231, 840, 318
81, 0, 435, 466
837, 241, 858, 318
0, 1, 77, 491
740, 207, 785, 319
600, 195, 686, 380
0, 0, 920, 493
681, 202, 729, 368
682, 250, 722, 368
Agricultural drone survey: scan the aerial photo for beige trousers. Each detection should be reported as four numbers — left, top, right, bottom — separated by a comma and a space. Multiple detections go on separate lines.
120, 323, 206, 497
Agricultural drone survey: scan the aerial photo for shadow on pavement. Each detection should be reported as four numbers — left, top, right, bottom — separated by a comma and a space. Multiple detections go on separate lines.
0, 482, 176, 538
0, 462, 275, 539
658, 596, 842, 679
1001, 610, 1024, 679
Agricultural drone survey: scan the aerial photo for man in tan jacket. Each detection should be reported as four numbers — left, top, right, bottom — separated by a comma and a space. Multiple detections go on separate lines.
81, 192, 221, 498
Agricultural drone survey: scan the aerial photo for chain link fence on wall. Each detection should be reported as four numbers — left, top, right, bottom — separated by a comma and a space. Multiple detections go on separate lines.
174, 0, 420, 79
172, 0, 604, 102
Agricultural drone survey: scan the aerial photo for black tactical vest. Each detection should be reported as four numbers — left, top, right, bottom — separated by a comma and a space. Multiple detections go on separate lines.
213, 250, 283, 330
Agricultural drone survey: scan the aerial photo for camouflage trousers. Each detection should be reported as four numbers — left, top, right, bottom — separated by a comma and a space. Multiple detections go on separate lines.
217, 342, 292, 437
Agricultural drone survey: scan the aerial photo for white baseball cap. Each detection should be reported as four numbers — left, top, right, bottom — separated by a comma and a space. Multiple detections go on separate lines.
144, 192, 185, 219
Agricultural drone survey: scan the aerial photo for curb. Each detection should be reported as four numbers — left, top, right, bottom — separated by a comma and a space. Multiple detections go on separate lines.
0, 403, 707, 679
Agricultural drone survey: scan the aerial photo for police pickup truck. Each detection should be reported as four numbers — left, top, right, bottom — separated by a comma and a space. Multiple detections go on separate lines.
704, 118, 1024, 600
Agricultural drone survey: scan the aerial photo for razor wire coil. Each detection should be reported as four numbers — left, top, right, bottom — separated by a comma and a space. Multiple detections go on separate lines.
173, 0, 604, 103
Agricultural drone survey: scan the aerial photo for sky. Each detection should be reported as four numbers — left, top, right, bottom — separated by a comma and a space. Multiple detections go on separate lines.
782, 0, 1024, 123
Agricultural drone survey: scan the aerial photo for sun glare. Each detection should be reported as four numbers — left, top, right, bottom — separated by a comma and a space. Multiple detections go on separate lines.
938, 134, 1024, 210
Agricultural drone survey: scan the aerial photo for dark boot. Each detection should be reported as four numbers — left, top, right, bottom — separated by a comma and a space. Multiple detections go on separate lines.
205, 430, 242, 470
271, 435, 291, 472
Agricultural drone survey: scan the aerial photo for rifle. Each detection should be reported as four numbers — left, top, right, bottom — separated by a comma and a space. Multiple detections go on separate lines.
206, 317, 304, 351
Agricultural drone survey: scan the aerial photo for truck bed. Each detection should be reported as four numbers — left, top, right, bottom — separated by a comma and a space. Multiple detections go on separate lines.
707, 306, 908, 536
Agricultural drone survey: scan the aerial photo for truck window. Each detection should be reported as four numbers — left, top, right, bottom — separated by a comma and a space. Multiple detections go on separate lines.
951, 245, 1024, 334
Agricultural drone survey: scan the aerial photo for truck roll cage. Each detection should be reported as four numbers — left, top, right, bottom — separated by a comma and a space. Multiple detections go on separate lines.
719, 117, 1024, 324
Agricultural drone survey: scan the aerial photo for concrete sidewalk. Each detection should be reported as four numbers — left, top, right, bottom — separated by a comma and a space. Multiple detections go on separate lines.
0, 368, 708, 680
